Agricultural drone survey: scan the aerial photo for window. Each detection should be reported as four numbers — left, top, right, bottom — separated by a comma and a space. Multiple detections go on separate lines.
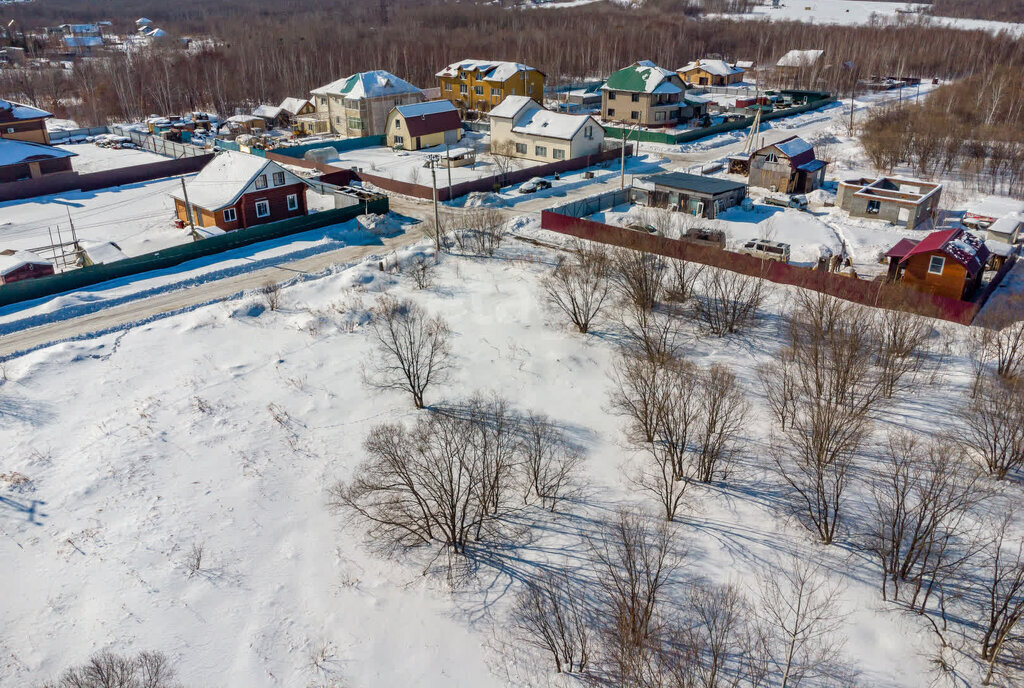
631, 93, 640, 103
319, 97, 326, 106
474, 85, 484, 96
193, 205, 204, 227
607, 108, 615, 117
445, 83, 452, 91
460, 84, 468, 94
394, 135, 404, 145
515, 142, 527, 155
222, 207, 237, 223
334, 116, 341, 124
765, 152, 778, 163
510, 88, 517, 95
255, 174, 267, 190
655, 111, 665, 122
630, 111, 640, 120
287, 194, 299, 211
928, 255, 945, 275
491, 88, 500, 97
608, 92, 616, 100
347, 117, 363, 130
5, 127, 13, 134
272, 171, 285, 186
866, 199, 881, 214
553, 149, 565, 160
255, 200, 270, 218
535, 145, 547, 157
528, 85, 534, 94
584, 125, 593, 138
395, 119, 401, 129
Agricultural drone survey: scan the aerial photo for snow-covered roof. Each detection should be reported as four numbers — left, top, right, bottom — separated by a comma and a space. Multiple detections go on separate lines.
602, 60, 682, 94
278, 97, 311, 116
965, 196, 1024, 220
489, 95, 535, 120
435, 59, 543, 82
394, 100, 458, 118
136, 17, 152, 25
0, 250, 52, 276
311, 70, 422, 100
776, 49, 824, 68
0, 138, 76, 167
253, 105, 284, 119
81, 241, 128, 265
147, 28, 168, 38
678, 59, 744, 77
0, 99, 52, 122
63, 36, 103, 48
226, 114, 264, 124
514, 109, 592, 140
987, 213, 1024, 237
775, 136, 813, 158
171, 151, 283, 211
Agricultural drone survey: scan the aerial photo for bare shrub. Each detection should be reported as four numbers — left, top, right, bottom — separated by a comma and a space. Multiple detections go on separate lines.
959, 375, 1024, 480
513, 568, 591, 674
692, 268, 765, 336
459, 207, 505, 256
756, 556, 849, 688
185, 542, 204, 578
520, 412, 584, 511
409, 254, 436, 289
684, 582, 760, 688
363, 296, 451, 409
758, 350, 798, 432
872, 306, 934, 398
592, 511, 678, 686
665, 256, 705, 304
770, 292, 885, 544
38, 650, 177, 688
608, 349, 674, 444
542, 239, 611, 334
977, 514, 1024, 685
692, 364, 749, 484
617, 304, 679, 364
610, 247, 666, 314
260, 281, 281, 311
866, 430, 981, 612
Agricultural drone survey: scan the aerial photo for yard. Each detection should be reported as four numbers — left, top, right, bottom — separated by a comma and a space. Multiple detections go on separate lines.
56, 142, 173, 174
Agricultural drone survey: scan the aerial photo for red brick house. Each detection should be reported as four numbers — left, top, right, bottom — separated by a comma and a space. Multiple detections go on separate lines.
885, 228, 990, 300
0, 250, 55, 285
171, 151, 310, 231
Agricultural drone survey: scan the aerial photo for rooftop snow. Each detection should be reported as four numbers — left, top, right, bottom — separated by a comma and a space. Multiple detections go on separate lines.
278, 98, 311, 116
81, 241, 128, 265
0, 250, 52, 275
602, 60, 682, 94
679, 59, 744, 77
394, 100, 458, 119
489, 95, 535, 120
987, 213, 1024, 236
435, 59, 542, 82
774, 136, 814, 158
171, 151, 273, 210
512, 108, 592, 140
0, 99, 52, 122
253, 105, 284, 119
311, 70, 422, 100
776, 49, 824, 67
63, 36, 103, 47
0, 138, 76, 167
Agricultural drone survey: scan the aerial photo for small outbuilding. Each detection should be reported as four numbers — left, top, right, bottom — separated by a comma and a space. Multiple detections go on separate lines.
253, 105, 289, 129
170, 151, 310, 231
985, 213, 1023, 245
632, 172, 747, 219
0, 250, 55, 285
0, 138, 76, 182
885, 228, 989, 300
677, 59, 745, 87
385, 100, 462, 151
748, 136, 827, 194
836, 176, 941, 229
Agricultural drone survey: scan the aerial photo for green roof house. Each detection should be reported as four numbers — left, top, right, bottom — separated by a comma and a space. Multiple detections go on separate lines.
600, 60, 704, 128
310, 70, 425, 137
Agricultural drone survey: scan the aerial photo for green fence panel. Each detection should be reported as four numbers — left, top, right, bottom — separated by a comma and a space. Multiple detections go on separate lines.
0, 198, 389, 308
269, 136, 386, 160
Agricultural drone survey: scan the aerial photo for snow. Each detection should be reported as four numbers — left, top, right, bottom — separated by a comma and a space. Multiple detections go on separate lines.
774, 136, 814, 158
0, 99, 51, 121
1, 220, 1009, 687
709, 1, 1024, 37
511, 107, 591, 141
311, 70, 423, 100
172, 152, 298, 211
0, 176, 192, 258
0, 138, 75, 166
277, 98, 311, 116
776, 49, 824, 68
679, 59, 743, 77
252, 105, 283, 119
488, 95, 533, 120
394, 100, 458, 118
80, 241, 128, 265
54, 143, 169, 174
0, 249, 51, 275
436, 59, 538, 82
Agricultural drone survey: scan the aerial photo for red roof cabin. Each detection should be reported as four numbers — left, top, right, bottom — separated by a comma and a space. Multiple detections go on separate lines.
170, 151, 310, 231
885, 228, 990, 301
384, 100, 463, 151
0, 250, 55, 285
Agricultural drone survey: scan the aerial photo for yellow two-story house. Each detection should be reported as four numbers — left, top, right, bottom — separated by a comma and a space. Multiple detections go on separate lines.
437, 59, 545, 115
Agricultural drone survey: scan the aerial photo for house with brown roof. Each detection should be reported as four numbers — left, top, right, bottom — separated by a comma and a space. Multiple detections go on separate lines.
384, 100, 463, 151
0, 99, 53, 145
747, 136, 827, 194
885, 228, 990, 300
677, 59, 745, 87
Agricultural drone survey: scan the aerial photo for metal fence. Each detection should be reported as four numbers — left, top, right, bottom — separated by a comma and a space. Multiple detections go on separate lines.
48, 126, 111, 143
108, 126, 209, 159
549, 188, 631, 218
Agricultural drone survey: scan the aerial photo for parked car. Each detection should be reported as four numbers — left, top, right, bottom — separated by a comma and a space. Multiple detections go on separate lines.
627, 223, 658, 235
518, 177, 553, 194
764, 194, 809, 211
738, 239, 791, 263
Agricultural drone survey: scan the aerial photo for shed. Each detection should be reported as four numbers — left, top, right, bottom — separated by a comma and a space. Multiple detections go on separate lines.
986, 213, 1023, 244
677, 59, 745, 86
886, 228, 989, 300
0, 250, 55, 285
632, 172, 747, 219
748, 135, 826, 194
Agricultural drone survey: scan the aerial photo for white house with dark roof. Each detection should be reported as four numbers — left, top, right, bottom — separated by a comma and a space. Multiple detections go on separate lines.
310, 70, 425, 137
489, 95, 603, 163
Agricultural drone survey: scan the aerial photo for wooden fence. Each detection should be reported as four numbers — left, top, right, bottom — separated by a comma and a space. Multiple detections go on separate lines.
540, 210, 992, 326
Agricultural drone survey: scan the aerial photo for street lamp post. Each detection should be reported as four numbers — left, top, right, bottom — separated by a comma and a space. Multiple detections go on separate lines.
426, 153, 442, 256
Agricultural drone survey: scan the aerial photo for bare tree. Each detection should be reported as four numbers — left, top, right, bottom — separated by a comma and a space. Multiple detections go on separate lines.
692, 365, 749, 484
665, 256, 704, 304
520, 412, 584, 511
755, 556, 849, 688
409, 254, 436, 289
608, 349, 674, 445
592, 511, 679, 686
977, 514, 1024, 685
685, 582, 754, 688
872, 306, 934, 398
38, 650, 177, 688
363, 296, 452, 409
454, 207, 506, 256
758, 350, 798, 432
866, 431, 981, 614
489, 139, 521, 187
770, 293, 885, 544
513, 568, 591, 674
959, 375, 1024, 480
259, 281, 281, 311
611, 248, 667, 314
617, 304, 680, 364
693, 268, 766, 336
542, 239, 611, 334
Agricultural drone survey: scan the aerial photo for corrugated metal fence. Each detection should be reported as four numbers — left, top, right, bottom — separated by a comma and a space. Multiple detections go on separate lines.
109, 126, 208, 159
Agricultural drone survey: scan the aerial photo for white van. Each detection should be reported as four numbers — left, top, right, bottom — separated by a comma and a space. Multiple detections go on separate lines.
738, 239, 791, 263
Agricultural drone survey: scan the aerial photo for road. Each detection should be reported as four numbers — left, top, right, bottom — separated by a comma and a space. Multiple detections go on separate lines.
0, 90, 912, 359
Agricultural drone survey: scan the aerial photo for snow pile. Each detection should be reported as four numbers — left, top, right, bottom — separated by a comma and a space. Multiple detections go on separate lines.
357, 213, 403, 236
806, 188, 836, 206
462, 191, 508, 208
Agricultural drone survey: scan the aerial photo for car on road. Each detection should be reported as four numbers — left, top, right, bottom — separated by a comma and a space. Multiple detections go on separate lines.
518, 177, 553, 194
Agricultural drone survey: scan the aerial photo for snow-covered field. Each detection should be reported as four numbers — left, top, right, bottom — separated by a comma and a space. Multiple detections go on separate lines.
57, 143, 172, 174
707, 0, 1024, 36
2, 223, 1017, 687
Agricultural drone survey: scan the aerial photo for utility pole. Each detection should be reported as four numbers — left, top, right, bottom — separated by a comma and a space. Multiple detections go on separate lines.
180, 176, 195, 229
65, 206, 79, 248
427, 154, 441, 256
445, 142, 452, 191
619, 124, 639, 190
